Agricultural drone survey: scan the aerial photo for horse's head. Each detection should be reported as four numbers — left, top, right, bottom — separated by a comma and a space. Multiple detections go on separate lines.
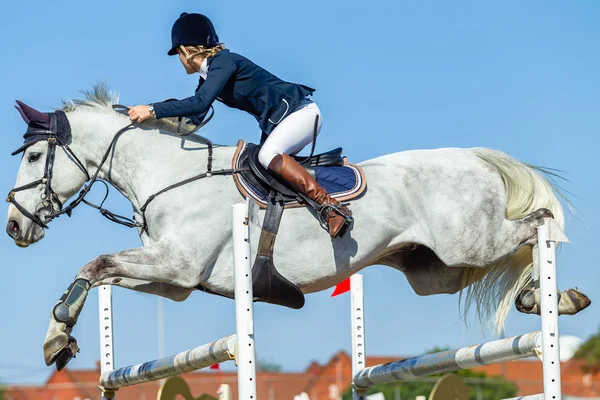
6, 101, 89, 247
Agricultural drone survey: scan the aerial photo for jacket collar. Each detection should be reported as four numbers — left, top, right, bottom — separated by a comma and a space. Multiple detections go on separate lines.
200, 49, 230, 80
199, 58, 208, 79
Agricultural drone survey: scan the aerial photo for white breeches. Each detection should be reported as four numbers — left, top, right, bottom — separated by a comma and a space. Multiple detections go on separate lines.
258, 99, 323, 168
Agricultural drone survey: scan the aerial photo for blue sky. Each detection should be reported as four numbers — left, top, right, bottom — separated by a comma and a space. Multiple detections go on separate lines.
0, 0, 598, 385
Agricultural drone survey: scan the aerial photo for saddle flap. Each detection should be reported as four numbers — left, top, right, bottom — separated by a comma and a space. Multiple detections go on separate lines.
246, 145, 298, 198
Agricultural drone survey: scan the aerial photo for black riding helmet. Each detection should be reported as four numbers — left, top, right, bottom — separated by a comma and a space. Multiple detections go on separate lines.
167, 12, 219, 56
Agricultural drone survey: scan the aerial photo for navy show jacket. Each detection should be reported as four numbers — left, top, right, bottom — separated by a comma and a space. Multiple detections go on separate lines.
153, 49, 315, 135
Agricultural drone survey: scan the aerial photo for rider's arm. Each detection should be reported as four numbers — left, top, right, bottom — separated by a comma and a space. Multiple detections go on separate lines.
153, 55, 236, 121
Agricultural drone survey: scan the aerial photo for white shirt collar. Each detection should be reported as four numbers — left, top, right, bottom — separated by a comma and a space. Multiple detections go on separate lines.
199, 58, 209, 79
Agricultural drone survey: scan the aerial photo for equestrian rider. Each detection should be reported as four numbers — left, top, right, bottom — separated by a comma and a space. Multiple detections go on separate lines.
128, 12, 352, 238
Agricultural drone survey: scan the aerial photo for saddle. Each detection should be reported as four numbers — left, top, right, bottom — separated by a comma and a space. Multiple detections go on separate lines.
233, 141, 366, 208
230, 140, 367, 310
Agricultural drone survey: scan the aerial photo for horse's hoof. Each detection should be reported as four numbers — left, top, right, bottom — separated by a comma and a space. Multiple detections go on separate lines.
558, 288, 591, 315
515, 289, 540, 315
516, 287, 591, 316
54, 338, 80, 371
44, 333, 79, 370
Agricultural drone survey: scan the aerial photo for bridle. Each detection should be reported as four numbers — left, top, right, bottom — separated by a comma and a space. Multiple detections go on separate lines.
6, 111, 92, 229
7, 104, 232, 233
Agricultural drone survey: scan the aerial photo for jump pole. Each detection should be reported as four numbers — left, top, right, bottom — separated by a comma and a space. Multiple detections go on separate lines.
351, 218, 567, 400
98, 202, 257, 400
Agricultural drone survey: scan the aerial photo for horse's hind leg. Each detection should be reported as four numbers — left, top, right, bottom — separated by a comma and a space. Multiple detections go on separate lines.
432, 208, 554, 269
517, 284, 591, 315
466, 207, 591, 317
381, 209, 558, 298
515, 241, 591, 316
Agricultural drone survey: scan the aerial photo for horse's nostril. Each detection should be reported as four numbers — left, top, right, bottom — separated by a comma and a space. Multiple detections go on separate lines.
7, 220, 20, 238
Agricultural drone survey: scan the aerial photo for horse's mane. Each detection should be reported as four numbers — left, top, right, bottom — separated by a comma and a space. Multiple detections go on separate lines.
60, 81, 207, 139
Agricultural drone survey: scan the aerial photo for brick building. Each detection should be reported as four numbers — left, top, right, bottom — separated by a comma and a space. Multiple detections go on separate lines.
3, 350, 599, 400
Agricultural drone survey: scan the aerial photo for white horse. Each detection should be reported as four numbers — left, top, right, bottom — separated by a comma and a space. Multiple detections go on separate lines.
5, 84, 590, 370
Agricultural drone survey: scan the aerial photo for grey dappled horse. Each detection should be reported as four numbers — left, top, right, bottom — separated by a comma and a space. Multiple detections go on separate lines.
5, 85, 590, 370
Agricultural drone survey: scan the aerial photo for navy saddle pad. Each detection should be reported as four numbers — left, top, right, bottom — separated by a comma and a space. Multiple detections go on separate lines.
232, 140, 367, 208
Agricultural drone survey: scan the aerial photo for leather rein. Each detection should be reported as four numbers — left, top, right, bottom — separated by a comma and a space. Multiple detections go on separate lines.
7, 104, 235, 234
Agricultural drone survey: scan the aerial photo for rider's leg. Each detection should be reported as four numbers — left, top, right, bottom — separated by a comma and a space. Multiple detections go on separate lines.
258, 99, 322, 167
258, 99, 352, 238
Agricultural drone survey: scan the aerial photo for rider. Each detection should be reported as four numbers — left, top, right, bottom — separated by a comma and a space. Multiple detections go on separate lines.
128, 12, 352, 238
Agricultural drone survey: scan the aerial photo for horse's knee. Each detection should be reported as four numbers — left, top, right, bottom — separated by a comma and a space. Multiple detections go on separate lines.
78, 255, 118, 282
513, 208, 556, 247
532, 208, 554, 220
521, 208, 554, 224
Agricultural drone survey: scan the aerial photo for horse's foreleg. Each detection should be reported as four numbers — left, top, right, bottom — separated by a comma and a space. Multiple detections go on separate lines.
43, 278, 89, 370
93, 277, 194, 302
43, 242, 196, 370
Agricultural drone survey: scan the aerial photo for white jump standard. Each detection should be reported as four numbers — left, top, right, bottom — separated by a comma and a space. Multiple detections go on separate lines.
351, 218, 567, 400
98, 203, 257, 400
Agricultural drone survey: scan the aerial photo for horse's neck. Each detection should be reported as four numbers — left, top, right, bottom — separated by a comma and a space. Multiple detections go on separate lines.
69, 110, 230, 211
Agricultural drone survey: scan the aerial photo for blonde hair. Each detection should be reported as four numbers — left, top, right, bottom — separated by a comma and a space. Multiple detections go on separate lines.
180, 43, 226, 62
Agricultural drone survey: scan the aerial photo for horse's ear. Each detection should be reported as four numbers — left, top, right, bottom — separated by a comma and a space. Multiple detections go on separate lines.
15, 105, 30, 125
15, 100, 50, 126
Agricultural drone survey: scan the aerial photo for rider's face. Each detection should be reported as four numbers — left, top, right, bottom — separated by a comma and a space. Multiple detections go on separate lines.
177, 48, 200, 75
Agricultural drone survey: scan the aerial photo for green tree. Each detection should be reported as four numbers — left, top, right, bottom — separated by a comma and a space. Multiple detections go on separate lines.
256, 357, 282, 372
342, 372, 516, 400
573, 328, 600, 374
457, 369, 517, 400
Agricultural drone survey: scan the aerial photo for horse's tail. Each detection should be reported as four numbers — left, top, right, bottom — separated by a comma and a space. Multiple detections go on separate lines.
463, 148, 565, 334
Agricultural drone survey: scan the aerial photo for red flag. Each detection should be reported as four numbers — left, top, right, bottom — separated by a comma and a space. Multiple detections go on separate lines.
211, 362, 222, 386
331, 278, 351, 297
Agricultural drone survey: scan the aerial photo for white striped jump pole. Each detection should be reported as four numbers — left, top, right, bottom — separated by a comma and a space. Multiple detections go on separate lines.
98, 202, 257, 399
99, 335, 236, 391
353, 331, 541, 388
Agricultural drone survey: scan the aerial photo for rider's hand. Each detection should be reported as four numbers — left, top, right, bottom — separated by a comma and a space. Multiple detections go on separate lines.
128, 105, 152, 122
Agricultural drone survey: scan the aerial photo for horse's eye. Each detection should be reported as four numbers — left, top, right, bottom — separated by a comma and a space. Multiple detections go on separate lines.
28, 152, 42, 163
